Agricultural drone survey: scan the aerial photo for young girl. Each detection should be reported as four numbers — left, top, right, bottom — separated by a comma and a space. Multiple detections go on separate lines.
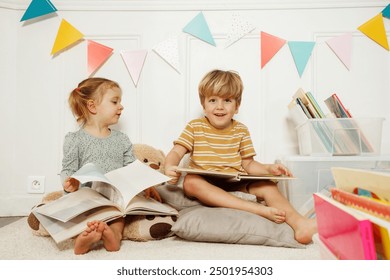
62, 77, 160, 254
164, 69, 317, 244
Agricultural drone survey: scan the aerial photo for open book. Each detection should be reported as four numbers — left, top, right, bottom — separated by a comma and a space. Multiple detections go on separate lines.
176, 167, 296, 182
34, 160, 178, 243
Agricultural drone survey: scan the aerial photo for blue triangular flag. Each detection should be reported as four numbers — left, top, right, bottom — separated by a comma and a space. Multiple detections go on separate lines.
183, 12, 216, 46
20, 0, 57, 22
382, 4, 390, 19
288, 41, 316, 77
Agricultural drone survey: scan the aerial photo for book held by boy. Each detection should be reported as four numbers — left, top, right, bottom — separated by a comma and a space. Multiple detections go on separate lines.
175, 167, 296, 181
34, 160, 178, 243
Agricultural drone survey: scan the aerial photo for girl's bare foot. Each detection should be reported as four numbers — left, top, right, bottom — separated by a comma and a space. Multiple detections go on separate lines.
294, 218, 318, 244
101, 223, 121, 252
258, 205, 286, 223
74, 221, 104, 255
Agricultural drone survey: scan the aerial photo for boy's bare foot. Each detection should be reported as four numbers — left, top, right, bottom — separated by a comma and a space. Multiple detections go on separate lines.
294, 218, 318, 244
258, 205, 286, 223
74, 220, 104, 255
101, 223, 121, 252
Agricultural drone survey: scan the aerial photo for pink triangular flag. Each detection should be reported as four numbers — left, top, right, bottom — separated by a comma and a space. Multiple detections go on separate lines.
326, 33, 353, 70
120, 50, 148, 87
261, 31, 286, 68
87, 40, 113, 76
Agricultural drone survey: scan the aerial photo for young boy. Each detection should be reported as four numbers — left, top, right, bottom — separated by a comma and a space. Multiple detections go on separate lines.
164, 69, 317, 244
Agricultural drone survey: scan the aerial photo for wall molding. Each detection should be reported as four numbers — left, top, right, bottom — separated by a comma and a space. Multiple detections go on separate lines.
1, 0, 388, 11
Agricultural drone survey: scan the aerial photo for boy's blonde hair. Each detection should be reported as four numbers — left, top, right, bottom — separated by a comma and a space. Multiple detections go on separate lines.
68, 77, 120, 125
198, 69, 243, 107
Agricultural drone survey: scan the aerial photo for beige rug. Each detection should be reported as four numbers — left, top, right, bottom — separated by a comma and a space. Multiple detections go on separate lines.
0, 217, 321, 260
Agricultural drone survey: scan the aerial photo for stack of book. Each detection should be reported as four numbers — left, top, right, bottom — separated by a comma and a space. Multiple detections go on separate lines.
314, 167, 390, 260
288, 88, 377, 156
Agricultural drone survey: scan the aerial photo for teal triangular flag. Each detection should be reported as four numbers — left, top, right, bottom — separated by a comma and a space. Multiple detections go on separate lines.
183, 12, 216, 46
382, 4, 390, 19
20, 0, 57, 22
288, 41, 315, 77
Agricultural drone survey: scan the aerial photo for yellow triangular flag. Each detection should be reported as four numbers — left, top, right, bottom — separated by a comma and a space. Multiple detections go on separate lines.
51, 19, 84, 55
358, 13, 389, 51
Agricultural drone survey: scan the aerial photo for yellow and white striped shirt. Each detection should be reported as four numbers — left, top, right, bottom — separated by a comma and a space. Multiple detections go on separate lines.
174, 117, 256, 174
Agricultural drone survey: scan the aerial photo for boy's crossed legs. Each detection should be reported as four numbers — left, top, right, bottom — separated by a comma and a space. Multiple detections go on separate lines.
183, 175, 317, 244
74, 217, 124, 255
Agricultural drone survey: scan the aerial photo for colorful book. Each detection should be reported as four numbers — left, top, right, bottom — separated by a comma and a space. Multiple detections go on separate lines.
324, 94, 373, 153
331, 187, 390, 221
324, 93, 352, 118
293, 88, 319, 118
314, 193, 377, 260
305, 91, 326, 118
331, 167, 390, 202
330, 188, 390, 260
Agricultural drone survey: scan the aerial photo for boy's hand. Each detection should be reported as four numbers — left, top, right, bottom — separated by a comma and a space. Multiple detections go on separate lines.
267, 164, 293, 177
144, 187, 162, 202
63, 177, 80, 192
165, 166, 181, 185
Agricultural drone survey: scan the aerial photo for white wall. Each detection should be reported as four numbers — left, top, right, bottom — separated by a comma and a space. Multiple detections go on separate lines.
1, 0, 390, 215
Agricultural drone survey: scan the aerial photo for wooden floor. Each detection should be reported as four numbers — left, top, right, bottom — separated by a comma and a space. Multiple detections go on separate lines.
0, 217, 24, 228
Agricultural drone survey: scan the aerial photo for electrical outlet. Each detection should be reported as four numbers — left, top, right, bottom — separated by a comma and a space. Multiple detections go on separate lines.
27, 176, 45, 193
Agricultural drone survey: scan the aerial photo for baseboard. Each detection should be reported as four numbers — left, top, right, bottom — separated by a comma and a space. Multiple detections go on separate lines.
0, 195, 43, 216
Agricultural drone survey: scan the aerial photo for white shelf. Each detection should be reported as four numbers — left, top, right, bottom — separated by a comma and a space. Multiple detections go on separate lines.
283, 155, 390, 162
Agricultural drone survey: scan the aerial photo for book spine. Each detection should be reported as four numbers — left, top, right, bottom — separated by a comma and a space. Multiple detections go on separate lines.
360, 220, 377, 260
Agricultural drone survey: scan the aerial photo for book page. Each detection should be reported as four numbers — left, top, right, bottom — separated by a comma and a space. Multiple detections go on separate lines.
35, 188, 119, 222
71, 163, 111, 185
124, 195, 178, 216
104, 159, 172, 204
238, 174, 296, 180
34, 206, 122, 244
176, 167, 296, 181
92, 181, 124, 207
176, 167, 238, 179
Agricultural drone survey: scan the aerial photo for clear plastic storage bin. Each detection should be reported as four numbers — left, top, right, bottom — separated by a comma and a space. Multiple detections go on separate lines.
296, 118, 384, 156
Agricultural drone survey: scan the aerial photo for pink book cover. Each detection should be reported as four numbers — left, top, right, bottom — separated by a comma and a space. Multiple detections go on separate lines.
314, 193, 376, 260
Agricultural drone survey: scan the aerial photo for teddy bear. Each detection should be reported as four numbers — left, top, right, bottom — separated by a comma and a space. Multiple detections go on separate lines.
27, 143, 177, 241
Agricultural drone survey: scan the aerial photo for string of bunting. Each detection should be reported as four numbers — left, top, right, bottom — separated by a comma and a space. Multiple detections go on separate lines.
20, 0, 390, 86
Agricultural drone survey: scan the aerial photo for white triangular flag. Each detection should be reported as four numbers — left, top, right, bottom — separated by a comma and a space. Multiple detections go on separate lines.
225, 13, 255, 48
152, 36, 180, 73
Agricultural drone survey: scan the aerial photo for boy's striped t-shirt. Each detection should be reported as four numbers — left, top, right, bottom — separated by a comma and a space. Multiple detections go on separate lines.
174, 117, 256, 174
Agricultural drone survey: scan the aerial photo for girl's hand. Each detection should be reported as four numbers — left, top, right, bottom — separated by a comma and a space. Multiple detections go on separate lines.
144, 187, 162, 202
63, 177, 80, 193
267, 164, 293, 177
164, 165, 181, 185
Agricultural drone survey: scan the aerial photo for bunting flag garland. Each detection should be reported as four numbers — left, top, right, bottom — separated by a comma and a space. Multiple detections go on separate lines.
183, 12, 216, 46
20, 0, 57, 22
51, 19, 84, 55
87, 40, 113, 76
224, 13, 255, 48
288, 41, 316, 77
261, 32, 286, 69
19, 3, 390, 81
382, 4, 390, 19
152, 36, 181, 73
121, 50, 148, 87
326, 33, 353, 70
358, 13, 389, 51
